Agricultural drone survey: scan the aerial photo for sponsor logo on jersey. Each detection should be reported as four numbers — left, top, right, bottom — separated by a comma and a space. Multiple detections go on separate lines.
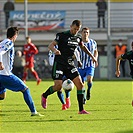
56, 70, 63, 74
71, 68, 77, 73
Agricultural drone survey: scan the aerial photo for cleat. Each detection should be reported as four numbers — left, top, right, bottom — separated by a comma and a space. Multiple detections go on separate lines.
31, 112, 44, 116
62, 104, 67, 110
132, 101, 133, 106
41, 94, 47, 109
37, 78, 41, 85
86, 90, 90, 100
78, 110, 90, 114
66, 98, 71, 108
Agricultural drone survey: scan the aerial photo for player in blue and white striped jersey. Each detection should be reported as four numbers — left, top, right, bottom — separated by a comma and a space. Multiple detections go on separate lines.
0, 27, 42, 116
78, 27, 98, 102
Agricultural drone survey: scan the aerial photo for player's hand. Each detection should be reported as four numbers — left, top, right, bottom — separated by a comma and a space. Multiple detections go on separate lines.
92, 57, 97, 63
0, 62, 4, 70
54, 49, 61, 55
95, 61, 98, 67
115, 70, 120, 77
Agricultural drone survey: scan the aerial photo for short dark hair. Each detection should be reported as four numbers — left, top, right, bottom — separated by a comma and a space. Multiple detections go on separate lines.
71, 20, 82, 27
26, 36, 30, 40
81, 27, 90, 32
7, 27, 19, 38
132, 41, 133, 46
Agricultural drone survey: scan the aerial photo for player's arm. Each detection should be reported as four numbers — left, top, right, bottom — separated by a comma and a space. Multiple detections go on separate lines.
74, 48, 82, 67
115, 55, 122, 77
94, 49, 98, 67
31, 44, 38, 55
79, 43, 97, 63
0, 42, 13, 70
0, 52, 4, 70
48, 40, 61, 55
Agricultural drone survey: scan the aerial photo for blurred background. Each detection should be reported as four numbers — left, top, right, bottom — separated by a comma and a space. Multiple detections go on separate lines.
0, 0, 133, 80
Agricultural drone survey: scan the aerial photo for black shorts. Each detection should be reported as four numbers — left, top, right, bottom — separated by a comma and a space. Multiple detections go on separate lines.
52, 61, 79, 80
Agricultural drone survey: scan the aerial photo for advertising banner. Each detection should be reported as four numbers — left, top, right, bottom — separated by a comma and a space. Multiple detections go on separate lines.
10, 10, 66, 31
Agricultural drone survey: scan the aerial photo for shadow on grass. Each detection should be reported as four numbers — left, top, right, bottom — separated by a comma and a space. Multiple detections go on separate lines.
116, 130, 133, 133
1, 117, 132, 122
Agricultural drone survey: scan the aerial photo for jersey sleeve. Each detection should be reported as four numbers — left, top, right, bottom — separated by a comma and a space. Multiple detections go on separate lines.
78, 36, 84, 46
30, 43, 38, 54
0, 40, 13, 62
54, 33, 60, 43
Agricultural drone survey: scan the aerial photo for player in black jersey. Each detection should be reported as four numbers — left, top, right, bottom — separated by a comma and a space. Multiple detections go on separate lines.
41, 20, 97, 114
115, 41, 133, 106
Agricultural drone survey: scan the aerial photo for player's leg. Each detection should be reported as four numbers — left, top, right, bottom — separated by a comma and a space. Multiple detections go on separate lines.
121, 61, 126, 77
86, 67, 95, 100
30, 67, 41, 85
0, 74, 41, 116
0, 89, 6, 100
65, 90, 71, 108
0, 92, 6, 100
62, 76, 71, 108
41, 62, 63, 109
86, 76, 93, 100
22, 66, 28, 82
57, 90, 67, 110
73, 76, 89, 114
0, 82, 6, 100
41, 80, 62, 109
77, 68, 86, 104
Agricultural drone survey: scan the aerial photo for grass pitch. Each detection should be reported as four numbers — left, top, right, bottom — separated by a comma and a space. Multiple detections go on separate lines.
0, 80, 132, 133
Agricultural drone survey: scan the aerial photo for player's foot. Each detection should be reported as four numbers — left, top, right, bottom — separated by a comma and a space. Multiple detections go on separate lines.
37, 78, 41, 85
86, 90, 90, 100
62, 104, 67, 110
31, 112, 44, 116
132, 101, 133, 106
41, 94, 47, 109
78, 110, 90, 114
66, 98, 71, 108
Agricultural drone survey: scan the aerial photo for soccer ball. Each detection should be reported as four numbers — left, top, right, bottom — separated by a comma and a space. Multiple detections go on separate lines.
62, 79, 74, 91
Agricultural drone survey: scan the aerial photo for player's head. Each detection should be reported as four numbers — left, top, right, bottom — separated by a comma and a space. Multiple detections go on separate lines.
118, 39, 123, 46
70, 20, 82, 35
131, 41, 133, 50
81, 27, 90, 39
7, 27, 19, 42
26, 36, 31, 43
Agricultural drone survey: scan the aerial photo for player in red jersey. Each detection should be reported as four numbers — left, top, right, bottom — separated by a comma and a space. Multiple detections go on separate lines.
22, 36, 41, 85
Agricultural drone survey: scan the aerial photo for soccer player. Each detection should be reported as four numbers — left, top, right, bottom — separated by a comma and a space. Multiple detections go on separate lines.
0, 27, 42, 116
77, 27, 98, 103
22, 36, 41, 85
115, 41, 133, 106
48, 46, 82, 110
49, 45, 71, 110
41, 20, 97, 114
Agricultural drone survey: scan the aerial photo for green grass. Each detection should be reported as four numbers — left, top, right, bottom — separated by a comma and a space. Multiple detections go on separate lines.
0, 81, 132, 133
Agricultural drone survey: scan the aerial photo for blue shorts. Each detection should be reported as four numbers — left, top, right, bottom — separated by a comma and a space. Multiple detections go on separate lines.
78, 67, 95, 82
0, 74, 27, 94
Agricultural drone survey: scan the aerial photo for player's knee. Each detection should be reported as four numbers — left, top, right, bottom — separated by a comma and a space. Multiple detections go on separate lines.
54, 84, 62, 91
21, 87, 28, 93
